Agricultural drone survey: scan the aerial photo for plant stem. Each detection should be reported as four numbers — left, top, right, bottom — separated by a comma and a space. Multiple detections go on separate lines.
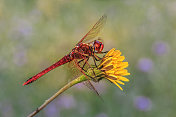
27, 75, 87, 117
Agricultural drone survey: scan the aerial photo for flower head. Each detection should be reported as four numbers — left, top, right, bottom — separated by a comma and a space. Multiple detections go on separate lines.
98, 48, 130, 90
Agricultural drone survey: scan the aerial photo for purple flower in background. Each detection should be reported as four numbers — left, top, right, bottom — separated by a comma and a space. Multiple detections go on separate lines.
17, 20, 33, 37
10, 18, 33, 40
57, 94, 76, 109
152, 41, 169, 56
13, 46, 27, 66
0, 101, 14, 117
45, 103, 59, 117
74, 82, 87, 91
134, 96, 152, 111
96, 112, 108, 117
137, 58, 153, 73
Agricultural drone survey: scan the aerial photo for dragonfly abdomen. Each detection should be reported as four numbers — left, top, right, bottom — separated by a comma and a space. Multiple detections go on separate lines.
23, 54, 73, 86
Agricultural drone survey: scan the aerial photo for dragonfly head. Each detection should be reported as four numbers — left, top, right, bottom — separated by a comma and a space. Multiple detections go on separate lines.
93, 39, 104, 53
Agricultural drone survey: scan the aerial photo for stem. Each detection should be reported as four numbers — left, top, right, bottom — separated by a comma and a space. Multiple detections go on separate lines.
27, 75, 87, 117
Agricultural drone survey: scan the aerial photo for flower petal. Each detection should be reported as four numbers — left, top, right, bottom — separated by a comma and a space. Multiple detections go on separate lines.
116, 80, 125, 85
117, 76, 129, 82
114, 62, 128, 68
112, 56, 125, 61
115, 69, 130, 76
99, 57, 112, 68
107, 78, 123, 90
107, 74, 119, 80
105, 48, 115, 57
101, 64, 113, 71
113, 50, 121, 57
113, 63, 129, 70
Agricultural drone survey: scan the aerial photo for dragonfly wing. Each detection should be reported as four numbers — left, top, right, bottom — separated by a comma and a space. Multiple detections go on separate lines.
83, 81, 101, 97
77, 15, 107, 44
72, 59, 102, 97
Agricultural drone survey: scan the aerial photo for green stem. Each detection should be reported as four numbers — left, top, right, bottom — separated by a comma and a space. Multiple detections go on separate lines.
27, 75, 87, 117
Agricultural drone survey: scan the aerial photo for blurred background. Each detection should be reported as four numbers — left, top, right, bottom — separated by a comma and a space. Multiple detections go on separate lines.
0, 0, 175, 117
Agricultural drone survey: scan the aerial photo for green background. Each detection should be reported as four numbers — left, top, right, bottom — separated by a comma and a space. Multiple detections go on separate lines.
0, 0, 175, 117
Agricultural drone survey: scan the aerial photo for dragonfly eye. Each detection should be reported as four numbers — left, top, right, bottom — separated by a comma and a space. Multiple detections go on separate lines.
93, 40, 104, 53
99, 43, 104, 52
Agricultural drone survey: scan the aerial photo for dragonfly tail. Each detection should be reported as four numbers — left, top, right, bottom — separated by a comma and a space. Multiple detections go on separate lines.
23, 55, 73, 86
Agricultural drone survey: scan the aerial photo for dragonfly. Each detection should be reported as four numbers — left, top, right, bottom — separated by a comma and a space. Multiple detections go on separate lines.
23, 15, 107, 94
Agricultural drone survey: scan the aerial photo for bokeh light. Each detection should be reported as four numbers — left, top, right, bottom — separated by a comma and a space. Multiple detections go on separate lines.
0, 0, 175, 117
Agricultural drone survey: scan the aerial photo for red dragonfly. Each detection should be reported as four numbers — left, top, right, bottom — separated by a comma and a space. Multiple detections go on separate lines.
23, 15, 107, 89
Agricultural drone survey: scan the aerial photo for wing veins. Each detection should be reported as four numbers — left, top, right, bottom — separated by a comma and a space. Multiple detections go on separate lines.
77, 15, 107, 44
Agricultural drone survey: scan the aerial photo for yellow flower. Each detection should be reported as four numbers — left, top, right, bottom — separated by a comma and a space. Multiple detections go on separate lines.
98, 48, 130, 90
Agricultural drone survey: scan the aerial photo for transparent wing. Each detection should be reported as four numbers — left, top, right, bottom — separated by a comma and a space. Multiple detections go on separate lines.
83, 81, 101, 97
70, 59, 101, 97
77, 15, 107, 44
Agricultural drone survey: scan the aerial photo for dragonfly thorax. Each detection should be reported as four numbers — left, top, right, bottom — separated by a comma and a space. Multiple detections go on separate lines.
70, 43, 94, 59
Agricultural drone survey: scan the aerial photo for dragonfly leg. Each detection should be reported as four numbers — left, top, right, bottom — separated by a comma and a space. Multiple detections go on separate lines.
79, 57, 98, 82
82, 57, 89, 71
73, 59, 101, 97
95, 73, 106, 81
76, 52, 99, 82
93, 50, 109, 61
78, 59, 85, 64
77, 57, 89, 72
86, 64, 98, 82
94, 54, 102, 61
95, 51, 109, 54
93, 56, 98, 68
